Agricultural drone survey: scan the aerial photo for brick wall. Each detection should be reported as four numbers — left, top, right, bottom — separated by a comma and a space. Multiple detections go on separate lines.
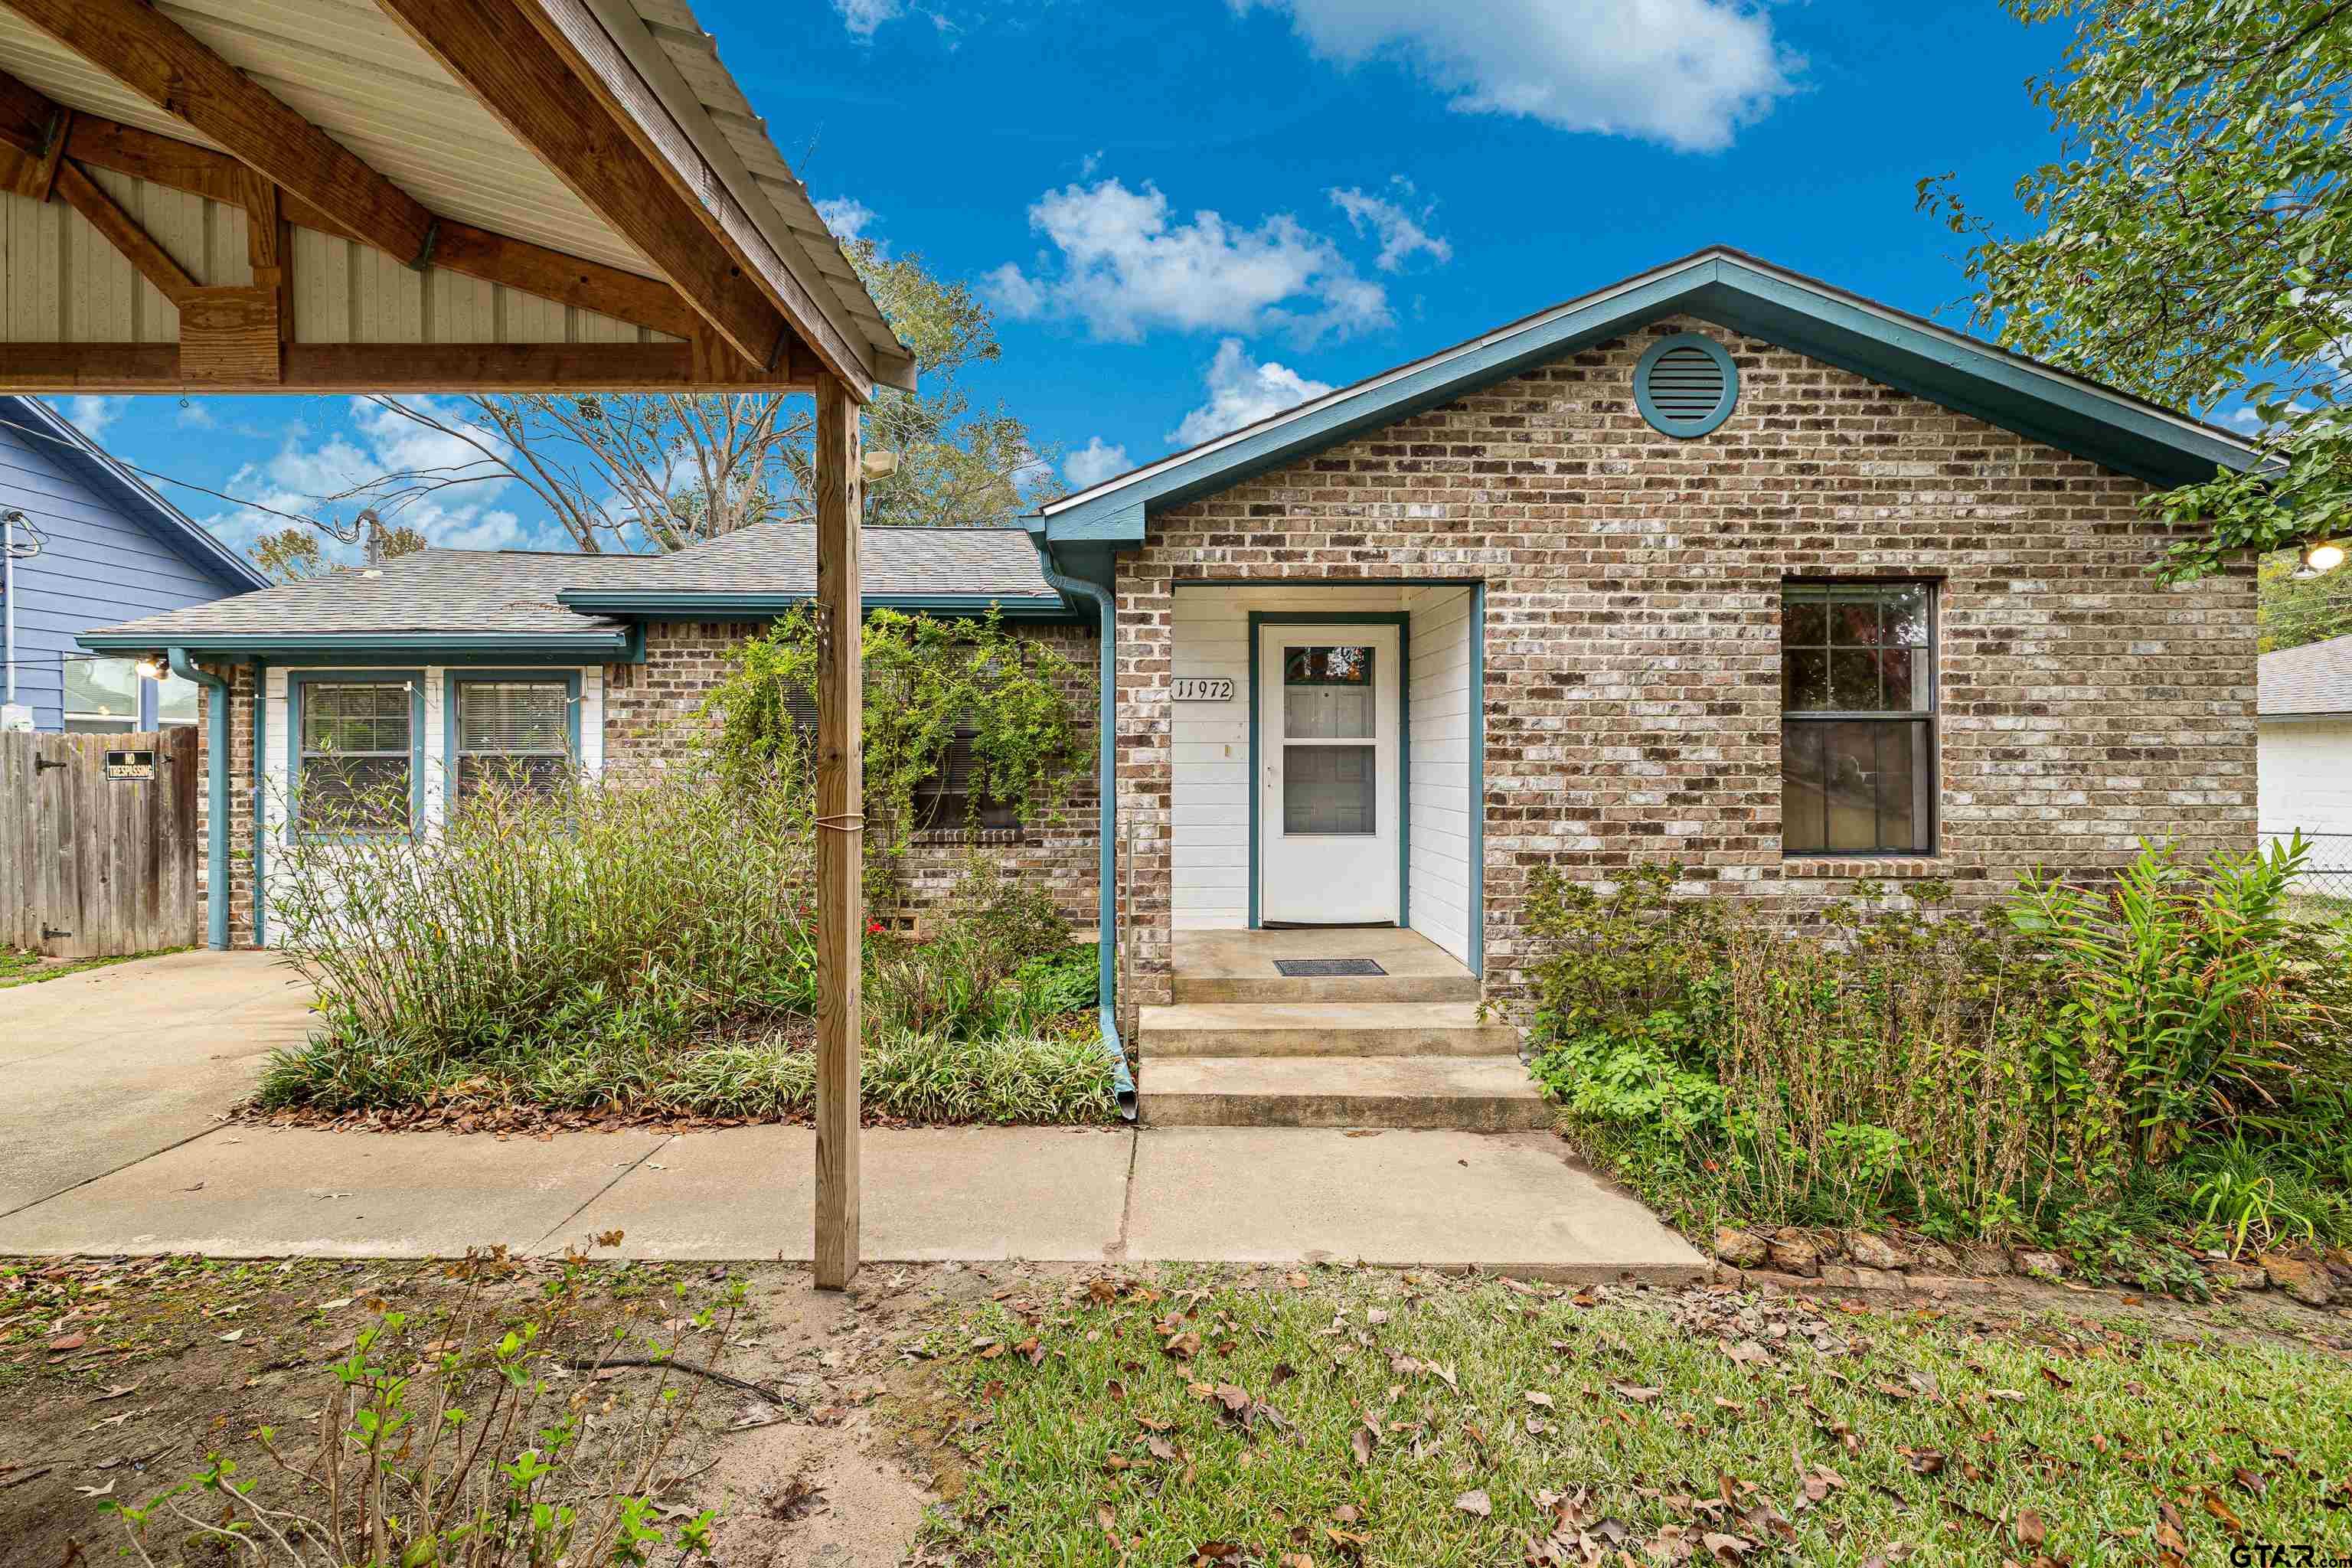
1112, 318, 2257, 1021
601, 619, 1103, 928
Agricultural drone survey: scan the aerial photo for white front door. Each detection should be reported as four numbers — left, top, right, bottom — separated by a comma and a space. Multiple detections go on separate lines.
1258, 623, 1400, 925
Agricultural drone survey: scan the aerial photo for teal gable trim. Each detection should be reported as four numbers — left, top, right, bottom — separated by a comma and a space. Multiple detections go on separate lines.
553, 591, 1080, 622
440, 669, 584, 808
285, 669, 426, 842
1246, 611, 1411, 931
1039, 249, 2259, 545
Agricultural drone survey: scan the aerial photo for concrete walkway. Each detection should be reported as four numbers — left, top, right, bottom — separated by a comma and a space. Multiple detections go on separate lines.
0, 1122, 1705, 1281
0, 950, 1704, 1280
0, 950, 313, 1216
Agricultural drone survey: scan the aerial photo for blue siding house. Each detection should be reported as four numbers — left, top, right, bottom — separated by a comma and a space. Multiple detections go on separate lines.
0, 396, 266, 733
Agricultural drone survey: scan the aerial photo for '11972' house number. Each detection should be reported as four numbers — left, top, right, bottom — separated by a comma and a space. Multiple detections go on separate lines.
1171, 678, 1233, 701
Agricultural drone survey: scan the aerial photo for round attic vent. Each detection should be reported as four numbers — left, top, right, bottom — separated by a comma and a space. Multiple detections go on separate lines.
1634, 332, 1738, 438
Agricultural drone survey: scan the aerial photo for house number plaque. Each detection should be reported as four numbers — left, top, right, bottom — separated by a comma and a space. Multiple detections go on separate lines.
1171, 678, 1233, 702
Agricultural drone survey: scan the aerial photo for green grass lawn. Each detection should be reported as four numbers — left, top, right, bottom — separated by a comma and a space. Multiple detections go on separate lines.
935, 1270, 2352, 1565
0, 946, 176, 988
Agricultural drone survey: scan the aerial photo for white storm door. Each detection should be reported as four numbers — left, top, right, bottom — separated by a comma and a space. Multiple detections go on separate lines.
1258, 625, 1400, 925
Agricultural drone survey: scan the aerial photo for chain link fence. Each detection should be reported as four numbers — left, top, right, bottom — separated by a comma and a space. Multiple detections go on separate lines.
2267, 831, 2352, 903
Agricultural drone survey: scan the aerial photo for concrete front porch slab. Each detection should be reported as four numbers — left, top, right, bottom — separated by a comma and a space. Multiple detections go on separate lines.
0, 1125, 658, 1258
552, 1125, 1132, 1263
1124, 1127, 1708, 1283
1171, 927, 1479, 1004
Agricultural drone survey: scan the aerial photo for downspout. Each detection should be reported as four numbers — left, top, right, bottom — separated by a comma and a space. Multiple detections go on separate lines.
168, 648, 230, 951
1028, 533, 1136, 1119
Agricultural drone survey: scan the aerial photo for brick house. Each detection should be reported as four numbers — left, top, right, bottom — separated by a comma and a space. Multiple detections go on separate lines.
83, 248, 2263, 1127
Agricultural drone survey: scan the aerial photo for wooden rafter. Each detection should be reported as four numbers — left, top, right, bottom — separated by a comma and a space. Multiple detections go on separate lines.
0, 341, 817, 393
0, 67, 700, 340
371, 0, 805, 377
0, 0, 439, 266
52, 159, 195, 304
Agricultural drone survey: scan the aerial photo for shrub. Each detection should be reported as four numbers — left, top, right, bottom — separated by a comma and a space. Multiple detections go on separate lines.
263, 792, 1112, 1125
1524, 841, 2352, 1252
104, 1246, 734, 1566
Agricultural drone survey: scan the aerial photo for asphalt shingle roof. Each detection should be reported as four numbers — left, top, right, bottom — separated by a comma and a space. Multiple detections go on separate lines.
2260, 633, 2352, 717
87, 524, 1060, 641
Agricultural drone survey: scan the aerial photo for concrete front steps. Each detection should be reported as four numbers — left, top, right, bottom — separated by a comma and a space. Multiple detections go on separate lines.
1137, 929, 1548, 1131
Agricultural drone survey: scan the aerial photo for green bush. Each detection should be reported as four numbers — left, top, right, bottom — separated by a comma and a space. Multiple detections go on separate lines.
261, 775, 1112, 1125
1525, 841, 2352, 1259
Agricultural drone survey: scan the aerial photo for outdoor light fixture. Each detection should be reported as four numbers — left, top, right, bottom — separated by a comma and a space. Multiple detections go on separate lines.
2306, 539, 2347, 574
861, 449, 900, 479
134, 658, 162, 681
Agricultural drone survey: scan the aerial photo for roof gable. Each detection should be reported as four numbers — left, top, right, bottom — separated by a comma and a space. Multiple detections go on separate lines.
1038, 248, 2262, 545
4, 396, 267, 594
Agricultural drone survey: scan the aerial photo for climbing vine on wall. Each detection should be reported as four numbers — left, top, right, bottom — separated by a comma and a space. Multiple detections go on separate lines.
701, 606, 1089, 883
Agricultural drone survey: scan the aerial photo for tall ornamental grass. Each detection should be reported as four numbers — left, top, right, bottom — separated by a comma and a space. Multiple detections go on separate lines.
272, 768, 819, 1051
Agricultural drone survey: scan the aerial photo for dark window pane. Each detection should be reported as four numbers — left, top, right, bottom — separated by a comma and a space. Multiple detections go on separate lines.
1881, 583, 1929, 647
1830, 648, 1881, 710
1879, 647, 1919, 710
1831, 599, 1880, 646
1878, 723, 1918, 853
1782, 723, 1825, 853
1823, 721, 1880, 852
1783, 650, 1831, 711
1783, 597, 1826, 647
1284, 743, 1376, 834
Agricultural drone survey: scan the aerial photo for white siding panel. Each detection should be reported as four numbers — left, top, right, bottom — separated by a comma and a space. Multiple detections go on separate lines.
2259, 718, 2352, 883
1169, 584, 1474, 936
1408, 587, 1475, 966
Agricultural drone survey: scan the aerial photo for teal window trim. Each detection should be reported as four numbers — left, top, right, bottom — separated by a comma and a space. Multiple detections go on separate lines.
250, 657, 267, 946
1246, 611, 1410, 930
440, 668, 583, 808
1635, 332, 1739, 438
285, 668, 426, 842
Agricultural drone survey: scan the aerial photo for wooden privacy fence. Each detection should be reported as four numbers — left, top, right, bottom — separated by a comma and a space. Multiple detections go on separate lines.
0, 727, 199, 959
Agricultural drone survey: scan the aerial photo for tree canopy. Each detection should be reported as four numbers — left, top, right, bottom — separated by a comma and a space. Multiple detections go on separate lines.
1919, 0, 2352, 581
283, 240, 1054, 554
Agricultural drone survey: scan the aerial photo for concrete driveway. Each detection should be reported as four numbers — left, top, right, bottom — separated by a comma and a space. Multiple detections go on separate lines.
0, 950, 315, 1217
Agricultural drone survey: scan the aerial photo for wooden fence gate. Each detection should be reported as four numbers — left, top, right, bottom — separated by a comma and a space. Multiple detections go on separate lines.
0, 727, 200, 958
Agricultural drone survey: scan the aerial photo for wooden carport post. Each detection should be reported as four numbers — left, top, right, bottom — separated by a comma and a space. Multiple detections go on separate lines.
813, 372, 864, 1290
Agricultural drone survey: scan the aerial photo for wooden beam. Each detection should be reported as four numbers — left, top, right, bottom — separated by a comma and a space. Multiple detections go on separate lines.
0, 67, 49, 153
0, 341, 815, 393
11, 106, 65, 202
0, 66, 698, 339
374, 0, 799, 372
243, 172, 292, 353
812, 370, 864, 1291
0, 0, 438, 266
53, 159, 196, 305
521, 0, 879, 397
181, 287, 281, 385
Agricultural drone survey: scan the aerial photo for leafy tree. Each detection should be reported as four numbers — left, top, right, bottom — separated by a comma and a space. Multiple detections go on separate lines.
2259, 547, 2352, 651
1919, 0, 2350, 581
249, 517, 425, 582
338, 240, 1054, 552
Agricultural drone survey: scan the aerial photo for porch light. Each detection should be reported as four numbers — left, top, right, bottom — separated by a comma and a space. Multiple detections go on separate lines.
2305, 539, 2347, 574
133, 658, 162, 681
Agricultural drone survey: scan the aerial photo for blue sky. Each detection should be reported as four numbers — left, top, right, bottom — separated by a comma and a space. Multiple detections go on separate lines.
54, 0, 2089, 557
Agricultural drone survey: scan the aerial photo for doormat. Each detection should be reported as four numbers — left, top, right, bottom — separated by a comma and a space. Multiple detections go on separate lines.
1273, 958, 1387, 977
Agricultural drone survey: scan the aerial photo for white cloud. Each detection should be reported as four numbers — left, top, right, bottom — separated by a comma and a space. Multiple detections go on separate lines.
57, 396, 124, 440
815, 197, 878, 244
1063, 436, 1132, 488
1236, 0, 1799, 153
1170, 338, 1336, 447
198, 397, 530, 556
833, 0, 902, 37
986, 178, 1392, 345
1328, 178, 1450, 273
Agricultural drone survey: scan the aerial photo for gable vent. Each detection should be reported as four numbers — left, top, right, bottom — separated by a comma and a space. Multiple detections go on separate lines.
1634, 332, 1738, 438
